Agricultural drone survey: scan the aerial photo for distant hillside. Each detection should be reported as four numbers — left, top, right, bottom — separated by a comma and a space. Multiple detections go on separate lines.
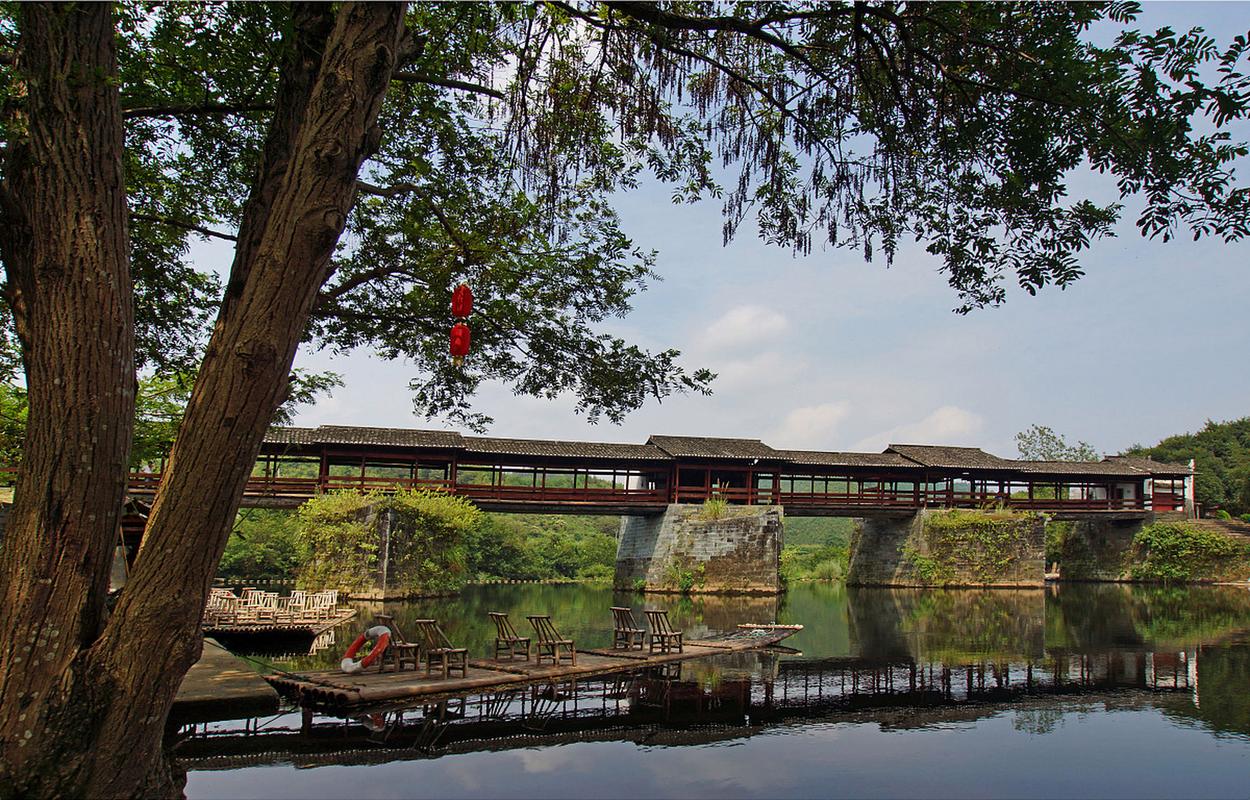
785, 516, 854, 547
1129, 417, 1250, 516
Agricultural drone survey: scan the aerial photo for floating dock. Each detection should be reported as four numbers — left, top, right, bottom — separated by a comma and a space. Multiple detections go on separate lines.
266, 624, 802, 710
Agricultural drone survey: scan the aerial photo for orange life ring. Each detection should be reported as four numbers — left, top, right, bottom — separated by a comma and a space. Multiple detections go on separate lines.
341, 625, 390, 673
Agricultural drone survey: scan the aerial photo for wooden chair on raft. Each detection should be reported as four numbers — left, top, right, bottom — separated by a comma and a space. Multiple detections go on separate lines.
373, 614, 421, 672
610, 606, 646, 650
527, 615, 576, 666
645, 609, 684, 654
488, 612, 531, 661
413, 619, 469, 679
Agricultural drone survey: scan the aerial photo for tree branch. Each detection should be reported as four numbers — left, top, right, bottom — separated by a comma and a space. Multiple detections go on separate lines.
391, 71, 504, 99
317, 263, 428, 307
130, 213, 238, 242
356, 180, 475, 260
122, 103, 273, 119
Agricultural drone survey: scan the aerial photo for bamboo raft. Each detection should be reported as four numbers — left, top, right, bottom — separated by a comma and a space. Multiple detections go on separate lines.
266, 623, 803, 710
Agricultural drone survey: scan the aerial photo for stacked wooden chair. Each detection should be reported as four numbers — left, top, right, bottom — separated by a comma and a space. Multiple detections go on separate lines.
610, 606, 646, 650
489, 612, 531, 661
645, 609, 684, 654
528, 615, 576, 666
414, 619, 469, 678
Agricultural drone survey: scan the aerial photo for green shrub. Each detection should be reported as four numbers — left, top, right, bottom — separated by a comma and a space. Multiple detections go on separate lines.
220, 509, 301, 579
1044, 521, 1073, 566
632, 577, 648, 593
701, 496, 729, 520
780, 543, 849, 583
810, 557, 846, 582
1131, 522, 1247, 582
295, 489, 480, 595
386, 489, 479, 594
295, 492, 377, 591
577, 563, 613, 581
1241, 514, 1250, 524
1214, 509, 1233, 520
466, 513, 618, 580
663, 557, 705, 593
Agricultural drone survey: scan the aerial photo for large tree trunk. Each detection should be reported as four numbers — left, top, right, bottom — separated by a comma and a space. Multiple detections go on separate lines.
0, 3, 406, 797
0, 3, 136, 795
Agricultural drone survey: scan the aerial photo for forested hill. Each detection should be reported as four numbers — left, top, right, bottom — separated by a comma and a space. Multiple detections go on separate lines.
1129, 417, 1250, 516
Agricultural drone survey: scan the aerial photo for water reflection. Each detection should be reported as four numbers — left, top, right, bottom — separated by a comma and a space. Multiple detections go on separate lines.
185, 583, 1250, 797
178, 642, 1208, 771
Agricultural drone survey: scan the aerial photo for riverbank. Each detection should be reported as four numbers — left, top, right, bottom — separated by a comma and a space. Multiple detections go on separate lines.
172, 638, 279, 725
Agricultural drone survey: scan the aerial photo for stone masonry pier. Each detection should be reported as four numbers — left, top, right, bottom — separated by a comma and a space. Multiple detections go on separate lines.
615, 504, 783, 594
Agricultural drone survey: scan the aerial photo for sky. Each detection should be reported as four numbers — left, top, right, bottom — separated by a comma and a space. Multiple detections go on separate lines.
194, 2, 1250, 460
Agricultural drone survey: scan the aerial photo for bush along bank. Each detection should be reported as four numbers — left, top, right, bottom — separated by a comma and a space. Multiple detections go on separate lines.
218, 502, 621, 590
1129, 522, 1250, 583
1048, 518, 1250, 583
296, 489, 478, 598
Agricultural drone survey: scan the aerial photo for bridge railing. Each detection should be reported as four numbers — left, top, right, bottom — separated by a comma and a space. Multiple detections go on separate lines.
318, 475, 453, 494
676, 485, 1148, 512
457, 481, 668, 505
673, 486, 778, 505
12, 469, 1149, 513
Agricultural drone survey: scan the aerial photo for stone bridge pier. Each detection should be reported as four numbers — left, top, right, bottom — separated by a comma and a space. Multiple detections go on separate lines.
615, 504, 783, 594
846, 510, 1047, 587
614, 505, 1152, 592
845, 510, 1150, 587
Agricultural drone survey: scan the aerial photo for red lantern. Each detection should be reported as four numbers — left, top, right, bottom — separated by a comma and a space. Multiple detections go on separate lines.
451, 284, 473, 318
450, 322, 471, 365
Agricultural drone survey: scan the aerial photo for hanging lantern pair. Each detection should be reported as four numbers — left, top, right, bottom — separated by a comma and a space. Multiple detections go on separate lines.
449, 283, 472, 366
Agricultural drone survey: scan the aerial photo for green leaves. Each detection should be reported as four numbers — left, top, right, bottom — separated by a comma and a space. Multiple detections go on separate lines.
5, 2, 1248, 429
1131, 522, 1248, 581
294, 489, 483, 595
1130, 416, 1250, 515
1015, 424, 1101, 462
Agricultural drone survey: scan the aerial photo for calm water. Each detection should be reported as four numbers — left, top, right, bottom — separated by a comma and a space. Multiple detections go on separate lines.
183, 583, 1250, 799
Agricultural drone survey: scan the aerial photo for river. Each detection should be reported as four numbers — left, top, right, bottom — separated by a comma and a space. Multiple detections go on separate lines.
182, 582, 1250, 798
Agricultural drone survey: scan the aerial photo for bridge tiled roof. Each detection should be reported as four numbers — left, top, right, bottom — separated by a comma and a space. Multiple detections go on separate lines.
263, 426, 319, 446
462, 436, 672, 462
261, 425, 1190, 484
1103, 455, 1193, 476
886, 444, 1015, 471
265, 425, 464, 450
1015, 460, 1145, 477
777, 450, 916, 469
647, 435, 781, 461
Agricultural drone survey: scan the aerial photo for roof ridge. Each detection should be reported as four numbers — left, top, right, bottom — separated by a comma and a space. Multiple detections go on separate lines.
464, 433, 652, 446
649, 433, 767, 442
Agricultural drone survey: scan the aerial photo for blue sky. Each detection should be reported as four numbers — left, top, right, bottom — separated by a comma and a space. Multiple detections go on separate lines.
202, 2, 1250, 459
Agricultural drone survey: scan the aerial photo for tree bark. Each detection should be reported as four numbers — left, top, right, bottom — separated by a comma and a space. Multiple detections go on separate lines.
0, 3, 135, 795
0, 3, 406, 797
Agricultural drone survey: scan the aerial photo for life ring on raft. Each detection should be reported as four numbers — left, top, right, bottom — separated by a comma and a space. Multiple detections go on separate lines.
341, 625, 390, 673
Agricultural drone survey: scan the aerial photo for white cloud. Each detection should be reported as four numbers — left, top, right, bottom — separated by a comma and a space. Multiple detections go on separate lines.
706, 351, 807, 393
852, 405, 984, 452
771, 402, 851, 449
697, 305, 789, 351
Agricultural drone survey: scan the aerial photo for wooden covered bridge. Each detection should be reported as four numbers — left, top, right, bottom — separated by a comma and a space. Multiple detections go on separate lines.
127, 425, 1192, 517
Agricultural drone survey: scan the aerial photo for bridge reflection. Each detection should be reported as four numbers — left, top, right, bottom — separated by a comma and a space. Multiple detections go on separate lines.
176, 644, 1203, 771
177, 583, 1250, 772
